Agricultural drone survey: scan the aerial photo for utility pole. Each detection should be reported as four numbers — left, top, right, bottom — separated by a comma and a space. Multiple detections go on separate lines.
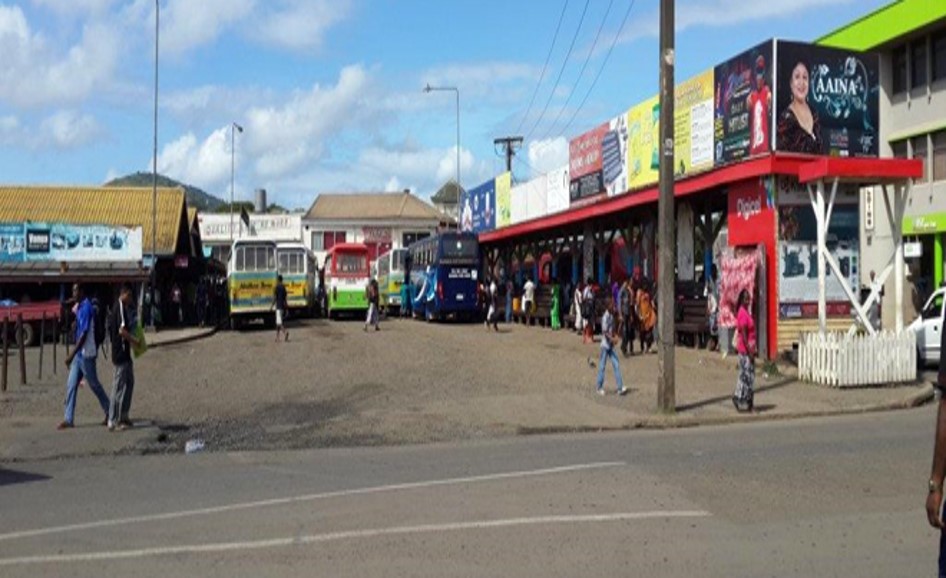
657, 0, 676, 413
494, 136, 524, 174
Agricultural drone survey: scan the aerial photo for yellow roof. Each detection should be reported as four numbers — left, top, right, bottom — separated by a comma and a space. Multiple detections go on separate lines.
187, 207, 198, 229
0, 185, 187, 256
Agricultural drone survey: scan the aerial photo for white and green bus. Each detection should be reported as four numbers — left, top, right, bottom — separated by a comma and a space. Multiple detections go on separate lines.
323, 242, 370, 319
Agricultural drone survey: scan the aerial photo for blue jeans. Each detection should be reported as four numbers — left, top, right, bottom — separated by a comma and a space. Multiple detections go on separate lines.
64, 355, 110, 424
596, 346, 624, 391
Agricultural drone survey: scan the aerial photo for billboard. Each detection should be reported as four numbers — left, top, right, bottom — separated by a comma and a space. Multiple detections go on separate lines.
546, 165, 570, 214
603, 112, 628, 197
0, 222, 143, 263
774, 41, 879, 157
569, 123, 608, 204
714, 40, 774, 166
460, 178, 495, 234
626, 95, 660, 189
495, 171, 512, 228
674, 68, 715, 177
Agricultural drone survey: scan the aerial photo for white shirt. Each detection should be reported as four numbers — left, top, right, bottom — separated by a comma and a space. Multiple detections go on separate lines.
523, 280, 535, 301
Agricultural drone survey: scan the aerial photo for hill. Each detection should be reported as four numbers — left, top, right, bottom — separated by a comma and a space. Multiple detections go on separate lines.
105, 172, 225, 211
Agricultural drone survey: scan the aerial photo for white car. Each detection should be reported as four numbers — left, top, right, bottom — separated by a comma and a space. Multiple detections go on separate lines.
910, 288, 945, 367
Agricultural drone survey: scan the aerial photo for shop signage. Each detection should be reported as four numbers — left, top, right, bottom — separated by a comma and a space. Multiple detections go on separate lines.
460, 178, 495, 234
198, 214, 302, 242
0, 222, 143, 263
569, 123, 608, 204
779, 302, 851, 319
714, 40, 774, 165
864, 188, 874, 231
904, 241, 922, 259
904, 212, 946, 235
604, 112, 629, 197
362, 226, 392, 244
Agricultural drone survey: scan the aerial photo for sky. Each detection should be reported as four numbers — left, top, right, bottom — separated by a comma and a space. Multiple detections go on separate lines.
0, 0, 890, 210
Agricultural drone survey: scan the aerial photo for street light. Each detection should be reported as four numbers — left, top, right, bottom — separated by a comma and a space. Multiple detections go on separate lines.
229, 122, 243, 243
149, 0, 158, 330
423, 84, 460, 213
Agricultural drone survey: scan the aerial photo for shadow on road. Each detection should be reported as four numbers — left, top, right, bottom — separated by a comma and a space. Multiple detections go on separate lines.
0, 467, 51, 487
675, 376, 796, 413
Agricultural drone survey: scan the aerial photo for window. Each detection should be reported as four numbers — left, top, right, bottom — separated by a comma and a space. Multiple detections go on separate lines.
893, 45, 908, 94
912, 40, 928, 89
236, 246, 246, 271
402, 231, 430, 247
441, 236, 478, 259
891, 140, 908, 159
322, 231, 346, 251
913, 135, 929, 183
337, 253, 367, 274
310, 232, 324, 251
935, 30, 946, 82
933, 131, 946, 182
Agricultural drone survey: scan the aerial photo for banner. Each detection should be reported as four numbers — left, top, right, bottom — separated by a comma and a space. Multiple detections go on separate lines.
603, 112, 628, 196
0, 222, 143, 263
495, 171, 512, 228
546, 165, 570, 214
460, 178, 495, 234
778, 240, 859, 304
714, 40, 774, 165
199, 213, 301, 242
674, 69, 715, 177
774, 41, 879, 157
569, 123, 608, 204
626, 95, 660, 189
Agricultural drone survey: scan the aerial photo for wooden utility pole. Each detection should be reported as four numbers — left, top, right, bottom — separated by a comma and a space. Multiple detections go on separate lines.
657, 0, 676, 413
494, 136, 524, 173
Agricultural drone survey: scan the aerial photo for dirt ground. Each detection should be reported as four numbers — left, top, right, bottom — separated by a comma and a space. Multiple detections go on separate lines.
0, 315, 929, 456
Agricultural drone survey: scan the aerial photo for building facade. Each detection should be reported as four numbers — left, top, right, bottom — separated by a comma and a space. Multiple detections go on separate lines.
197, 213, 303, 265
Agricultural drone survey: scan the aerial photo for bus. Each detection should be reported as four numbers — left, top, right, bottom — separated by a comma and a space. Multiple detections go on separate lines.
276, 242, 317, 317
376, 247, 408, 313
227, 239, 278, 329
324, 243, 370, 319
407, 232, 480, 322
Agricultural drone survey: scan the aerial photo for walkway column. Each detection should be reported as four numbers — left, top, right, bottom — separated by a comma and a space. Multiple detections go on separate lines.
582, 225, 594, 282
815, 181, 827, 333
894, 188, 905, 332
571, 252, 579, 285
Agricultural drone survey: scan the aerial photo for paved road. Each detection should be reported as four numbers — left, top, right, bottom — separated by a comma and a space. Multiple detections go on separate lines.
0, 407, 939, 577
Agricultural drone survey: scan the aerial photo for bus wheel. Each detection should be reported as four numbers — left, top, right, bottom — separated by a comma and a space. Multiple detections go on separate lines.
15, 322, 36, 347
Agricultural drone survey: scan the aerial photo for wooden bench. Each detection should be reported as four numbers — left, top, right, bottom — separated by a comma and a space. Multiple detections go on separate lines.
676, 297, 708, 347
512, 286, 556, 327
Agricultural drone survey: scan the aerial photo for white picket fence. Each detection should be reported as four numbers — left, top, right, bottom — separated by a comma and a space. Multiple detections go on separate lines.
798, 330, 917, 387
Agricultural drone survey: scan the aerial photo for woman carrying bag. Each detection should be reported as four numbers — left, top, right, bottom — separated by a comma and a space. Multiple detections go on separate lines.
732, 289, 756, 412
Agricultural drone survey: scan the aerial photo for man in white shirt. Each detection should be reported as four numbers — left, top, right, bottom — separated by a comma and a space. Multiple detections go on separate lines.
522, 276, 536, 326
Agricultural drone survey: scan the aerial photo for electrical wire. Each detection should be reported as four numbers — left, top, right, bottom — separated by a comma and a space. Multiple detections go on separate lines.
524, 0, 591, 143
515, 0, 570, 136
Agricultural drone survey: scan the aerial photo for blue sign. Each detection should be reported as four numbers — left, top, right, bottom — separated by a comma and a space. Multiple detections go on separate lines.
0, 222, 143, 263
460, 179, 496, 234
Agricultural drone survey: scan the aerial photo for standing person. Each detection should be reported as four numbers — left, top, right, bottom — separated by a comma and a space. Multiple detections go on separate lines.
595, 298, 628, 396
550, 278, 561, 330
108, 284, 140, 431
732, 289, 756, 412
636, 280, 657, 353
171, 283, 183, 326
504, 277, 513, 324
619, 279, 634, 357
58, 283, 110, 430
486, 277, 499, 331
365, 278, 380, 332
573, 282, 584, 334
273, 275, 289, 342
582, 278, 595, 344
925, 317, 946, 575
522, 276, 536, 326
706, 265, 720, 351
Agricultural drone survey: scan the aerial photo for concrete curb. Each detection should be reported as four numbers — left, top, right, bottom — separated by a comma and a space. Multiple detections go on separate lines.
517, 383, 937, 436
148, 325, 219, 349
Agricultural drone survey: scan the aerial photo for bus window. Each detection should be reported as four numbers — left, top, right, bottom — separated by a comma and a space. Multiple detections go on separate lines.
393, 249, 406, 271
338, 253, 367, 273
278, 252, 290, 274
442, 237, 477, 259
245, 247, 257, 271
236, 246, 246, 272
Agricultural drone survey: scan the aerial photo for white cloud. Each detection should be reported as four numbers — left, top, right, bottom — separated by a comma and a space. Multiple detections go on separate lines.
156, 127, 233, 190
255, 0, 351, 52
39, 110, 103, 149
31, 0, 119, 15
385, 176, 402, 192
160, 0, 254, 57
527, 137, 568, 176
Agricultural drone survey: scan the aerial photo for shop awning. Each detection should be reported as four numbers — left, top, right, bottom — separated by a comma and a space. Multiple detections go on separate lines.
0, 261, 149, 284
797, 157, 924, 185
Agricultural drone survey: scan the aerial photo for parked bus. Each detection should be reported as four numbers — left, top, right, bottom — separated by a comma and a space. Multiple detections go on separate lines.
376, 247, 408, 313
227, 239, 278, 329
407, 232, 480, 322
324, 243, 370, 319
276, 242, 317, 317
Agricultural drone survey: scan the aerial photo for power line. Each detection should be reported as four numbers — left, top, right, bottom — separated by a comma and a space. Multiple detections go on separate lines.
558, 0, 637, 139
539, 0, 615, 142
524, 0, 591, 143
515, 0, 569, 136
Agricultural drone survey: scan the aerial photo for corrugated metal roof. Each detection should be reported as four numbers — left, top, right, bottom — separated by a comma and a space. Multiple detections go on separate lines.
304, 192, 443, 222
0, 185, 186, 256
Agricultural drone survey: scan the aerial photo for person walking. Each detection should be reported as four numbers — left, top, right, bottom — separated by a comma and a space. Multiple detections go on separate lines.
550, 278, 561, 330
365, 278, 380, 332
58, 283, 110, 430
926, 315, 946, 576
573, 282, 584, 334
273, 275, 289, 342
486, 277, 499, 331
522, 276, 536, 326
595, 298, 628, 396
732, 289, 756, 412
108, 284, 140, 431
505, 277, 513, 324
619, 279, 634, 356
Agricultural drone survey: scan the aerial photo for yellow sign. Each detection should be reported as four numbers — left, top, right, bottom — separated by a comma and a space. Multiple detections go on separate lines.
495, 171, 512, 228
626, 95, 660, 190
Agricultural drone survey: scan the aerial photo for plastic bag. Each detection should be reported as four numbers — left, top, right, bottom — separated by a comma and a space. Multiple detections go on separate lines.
132, 322, 148, 358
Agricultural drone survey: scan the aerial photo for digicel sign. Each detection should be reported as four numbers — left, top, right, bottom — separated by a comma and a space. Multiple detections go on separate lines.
727, 178, 774, 248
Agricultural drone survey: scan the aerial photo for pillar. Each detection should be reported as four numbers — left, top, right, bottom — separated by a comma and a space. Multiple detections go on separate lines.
598, 254, 606, 284
582, 226, 594, 282
816, 181, 827, 334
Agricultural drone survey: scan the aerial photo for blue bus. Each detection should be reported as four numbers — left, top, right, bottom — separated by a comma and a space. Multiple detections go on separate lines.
407, 232, 480, 322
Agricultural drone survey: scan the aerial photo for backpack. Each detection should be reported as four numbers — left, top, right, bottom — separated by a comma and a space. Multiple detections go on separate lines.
92, 298, 107, 351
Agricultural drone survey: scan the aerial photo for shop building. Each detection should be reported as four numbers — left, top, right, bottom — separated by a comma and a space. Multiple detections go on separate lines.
197, 212, 304, 266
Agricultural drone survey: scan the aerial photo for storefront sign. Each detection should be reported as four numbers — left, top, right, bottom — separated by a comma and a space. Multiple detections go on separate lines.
198, 213, 302, 243
779, 302, 851, 319
903, 212, 946, 235
0, 222, 143, 263
774, 41, 879, 157
864, 188, 874, 231
362, 226, 392, 244
460, 178, 495, 234
776, 176, 859, 206
727, 179, 773, 233
714, 41, 774, 165
569, 123, 608, 204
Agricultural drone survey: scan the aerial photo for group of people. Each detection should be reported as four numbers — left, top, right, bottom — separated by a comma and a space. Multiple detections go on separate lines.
58, 283, 140, 432
573, 272, 656, 356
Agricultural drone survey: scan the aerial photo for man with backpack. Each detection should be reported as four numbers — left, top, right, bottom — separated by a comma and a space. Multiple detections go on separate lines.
108, 284, 140, 431
59, 283, 110, 430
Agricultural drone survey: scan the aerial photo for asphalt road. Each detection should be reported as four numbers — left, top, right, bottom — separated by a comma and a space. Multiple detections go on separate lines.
0, 407, 940, 577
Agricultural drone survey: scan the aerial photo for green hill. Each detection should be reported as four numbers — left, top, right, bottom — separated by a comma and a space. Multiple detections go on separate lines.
105, 172, 225, 211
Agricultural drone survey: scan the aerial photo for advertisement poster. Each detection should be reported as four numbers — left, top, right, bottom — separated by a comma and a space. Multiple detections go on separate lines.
495, 171, 512, 228
0, 222, 143, 263
546, 165, 570, 214
460, 179, 495, 234
774, 41, 879, 157
674, 69, 715, 177
626, 94, 660, 190
569, 123, 608, 204
603, 112, 628, 197
778, 240, 859, 304
714, 40, 774, 165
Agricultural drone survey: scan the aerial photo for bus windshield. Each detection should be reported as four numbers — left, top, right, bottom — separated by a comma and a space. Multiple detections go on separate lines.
441, 237, 478, 260
335, 252, 368, 274
278, 250, 306, 275
392, 249, 407, 271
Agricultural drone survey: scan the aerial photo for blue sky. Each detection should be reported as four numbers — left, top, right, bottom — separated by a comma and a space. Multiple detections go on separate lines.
0, 0, 888, 210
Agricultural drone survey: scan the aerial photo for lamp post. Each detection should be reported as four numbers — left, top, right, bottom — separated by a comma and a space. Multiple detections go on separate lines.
423, 84, 460, 213
229, 122, 243, 243
149, 0, 159, 330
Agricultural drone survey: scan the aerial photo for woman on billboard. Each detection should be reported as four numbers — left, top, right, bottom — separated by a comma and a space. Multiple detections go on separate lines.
776, 61, 823, 154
